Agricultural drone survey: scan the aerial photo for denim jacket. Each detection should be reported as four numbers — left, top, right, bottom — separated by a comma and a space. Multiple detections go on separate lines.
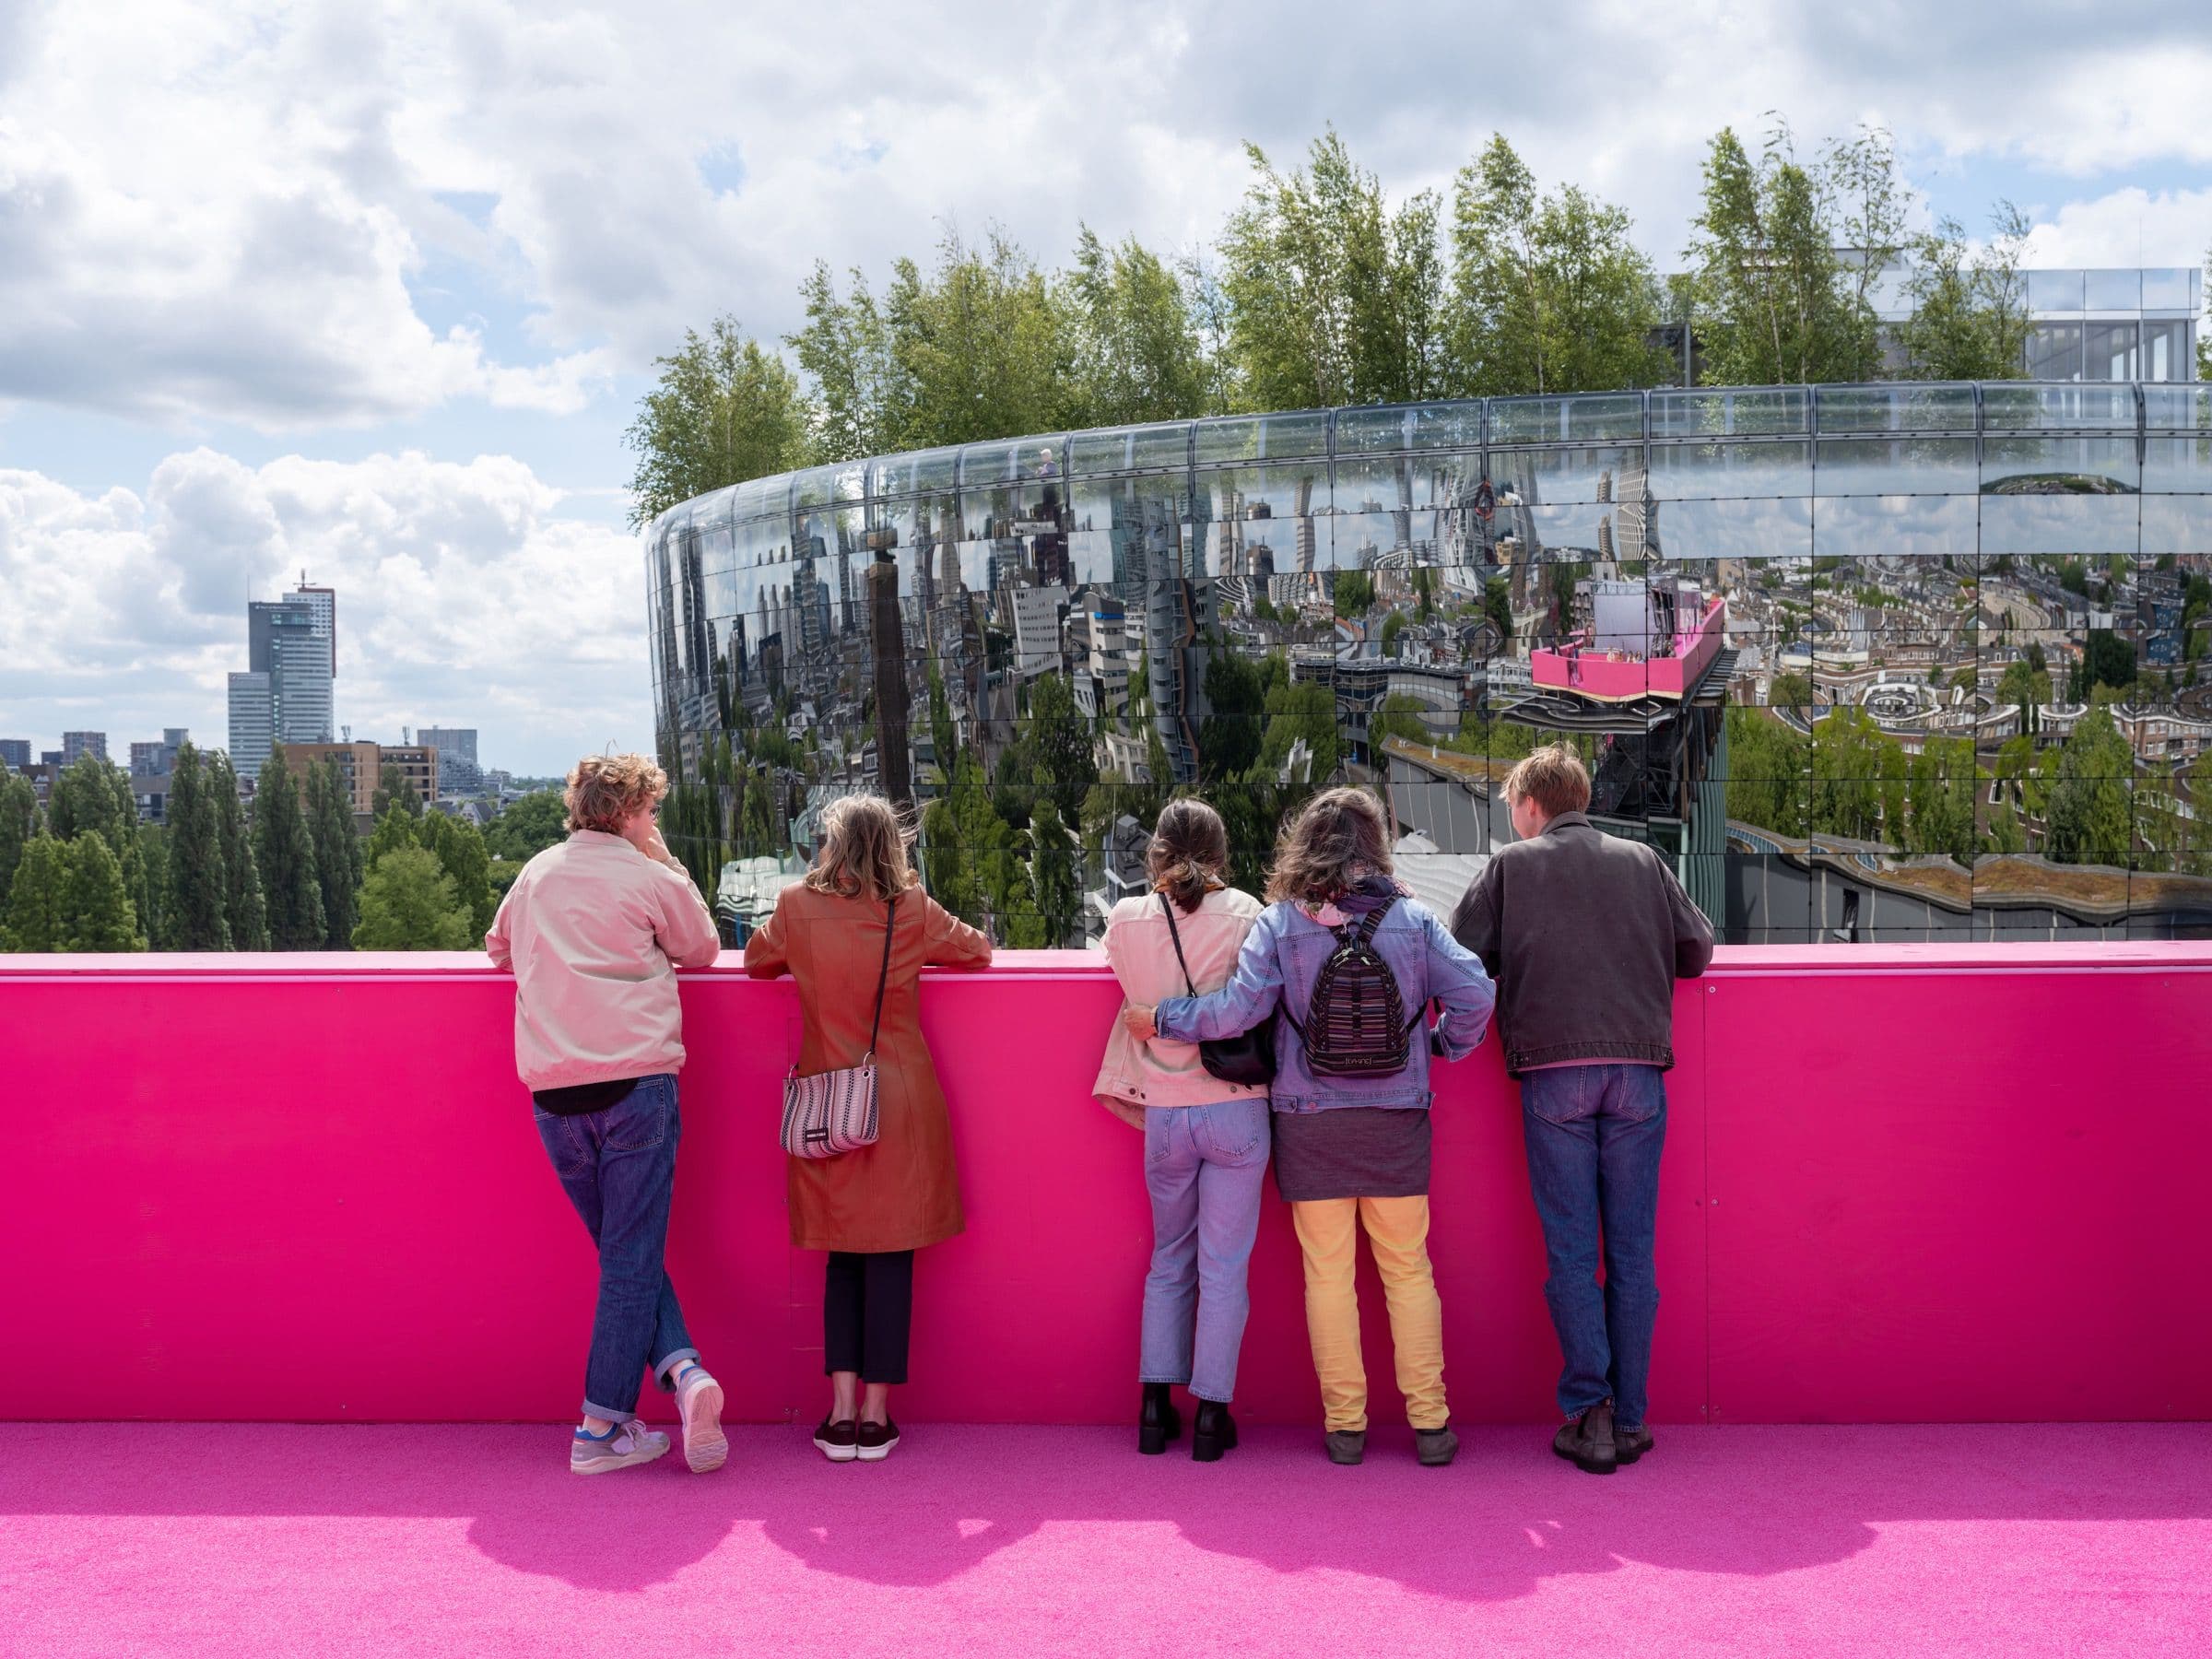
1153, 897, 1496, 1113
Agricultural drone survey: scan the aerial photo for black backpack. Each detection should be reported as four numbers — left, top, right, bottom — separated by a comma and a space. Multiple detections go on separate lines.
1285, 897, 1424, 1077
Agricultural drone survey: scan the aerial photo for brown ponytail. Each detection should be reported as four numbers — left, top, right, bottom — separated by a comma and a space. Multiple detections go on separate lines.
1147, 796, 1230, 914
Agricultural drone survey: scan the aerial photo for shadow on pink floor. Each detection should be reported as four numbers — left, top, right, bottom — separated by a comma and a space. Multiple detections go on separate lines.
3, 1423, 2207, 1655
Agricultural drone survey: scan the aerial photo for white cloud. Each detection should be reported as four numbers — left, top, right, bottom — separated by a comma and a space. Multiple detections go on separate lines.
2019, 186, 2212, 273
0, 449, 648, 774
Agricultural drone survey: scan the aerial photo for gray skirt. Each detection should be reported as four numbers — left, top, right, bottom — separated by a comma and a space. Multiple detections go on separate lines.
1270, 1107, 1432, 1202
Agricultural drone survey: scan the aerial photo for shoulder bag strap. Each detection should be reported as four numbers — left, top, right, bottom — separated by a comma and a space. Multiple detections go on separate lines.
865, 893, 899, 1057
1157, 891, 1199, 997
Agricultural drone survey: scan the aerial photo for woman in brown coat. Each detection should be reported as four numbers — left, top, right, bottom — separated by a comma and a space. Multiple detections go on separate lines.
743, 794, 991, 1461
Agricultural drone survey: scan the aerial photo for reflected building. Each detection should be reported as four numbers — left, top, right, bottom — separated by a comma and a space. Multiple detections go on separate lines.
649, 382, 2212, 947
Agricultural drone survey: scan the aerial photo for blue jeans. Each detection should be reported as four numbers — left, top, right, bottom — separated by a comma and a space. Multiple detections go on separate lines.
1139, 1097, 1271, 1403
534, 1073, 698, 1422
1518, 1064, 1666, 1430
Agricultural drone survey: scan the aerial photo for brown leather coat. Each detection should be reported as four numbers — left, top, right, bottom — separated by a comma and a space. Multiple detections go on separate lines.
744, 881, 992, 1252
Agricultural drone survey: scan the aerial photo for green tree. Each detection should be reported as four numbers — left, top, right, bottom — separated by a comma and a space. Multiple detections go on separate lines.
251, 748, 326, 950
1197, 652, 1267, 782
59, 831, 142, 951
1897, 205, 2033, 380
625, 315, 811, 526
1905, 735, 1980, 859
920, 796, 982, 925
1217, 128, 1447, 410
47, 752, 150, 946
0, 759, 37, 902
1997, 658, 2046, 735
1061, 227, 1222, 428
1022, 671, 1099, 822
372, 763, 423, 819
305, 758, 361, 948
1446, 134, 1670, 396
1371, 692, 1430, 751
208, 752, 266, 949
352, 847, 477, 949
1256, 678, 1341, 781
1334, 569, 1377, 616
2041, 706, 2135, 864
1027, 796, 1081, 947
793, 227, 1069, 457
4, 833, 67, 951
1686, 123, 1897, 386
136, 824, 168, 949
485, 790, 569, 863
162, 742, 229, 951
419, 809, 497, 936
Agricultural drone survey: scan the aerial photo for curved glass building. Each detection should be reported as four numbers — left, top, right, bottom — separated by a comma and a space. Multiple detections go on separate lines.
645, 382, 2212, 946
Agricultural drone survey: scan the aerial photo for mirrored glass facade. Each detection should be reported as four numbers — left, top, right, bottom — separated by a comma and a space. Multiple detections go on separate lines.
648, 382, 2212, 947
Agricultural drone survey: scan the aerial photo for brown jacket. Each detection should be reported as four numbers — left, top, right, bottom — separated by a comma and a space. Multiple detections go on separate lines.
1448, 812, 1714, 1077
744, 881, 992, 1252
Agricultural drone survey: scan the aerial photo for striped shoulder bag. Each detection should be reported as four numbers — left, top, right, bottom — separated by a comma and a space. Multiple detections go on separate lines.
780, 893, 897, 1159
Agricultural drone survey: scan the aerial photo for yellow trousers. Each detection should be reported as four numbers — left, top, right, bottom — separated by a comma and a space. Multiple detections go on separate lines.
1289, 1195, 1448, 1432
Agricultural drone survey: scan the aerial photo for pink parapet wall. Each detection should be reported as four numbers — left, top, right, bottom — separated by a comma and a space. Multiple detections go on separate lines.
3, 942, 2208, 1426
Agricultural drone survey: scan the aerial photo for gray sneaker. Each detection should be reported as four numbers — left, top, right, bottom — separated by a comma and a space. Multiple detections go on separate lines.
1325, 1430, 1367, 1465
674, 1365, 728, 1474
571, 1419, 670, 1475
1415, 1426, 1460, 1466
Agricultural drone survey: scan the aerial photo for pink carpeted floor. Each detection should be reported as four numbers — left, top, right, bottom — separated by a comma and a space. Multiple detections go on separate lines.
3, 1422, 2207, 1657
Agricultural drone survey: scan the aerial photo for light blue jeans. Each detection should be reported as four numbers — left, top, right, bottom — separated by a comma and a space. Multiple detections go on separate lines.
1139, 1096, 1272, 1403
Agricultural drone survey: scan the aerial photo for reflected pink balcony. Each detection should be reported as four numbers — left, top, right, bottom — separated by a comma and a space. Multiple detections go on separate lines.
1530, 594, 1727, 702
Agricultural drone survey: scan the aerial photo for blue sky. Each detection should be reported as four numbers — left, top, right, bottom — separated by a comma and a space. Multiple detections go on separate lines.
2, 0, 2206, 776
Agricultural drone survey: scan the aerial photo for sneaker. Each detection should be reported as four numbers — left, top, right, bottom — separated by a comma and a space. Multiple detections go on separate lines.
855, 1418, 900, 1462
571, 1419, 670, 1475
1553, 1401, 1618, 1476
813, 1416, 860, 1463
674, 1364, 727, 1475
1324, 1430, 1366, 1465
1415, 1426, 1460, 1466
1615, 1425, 1654, 1465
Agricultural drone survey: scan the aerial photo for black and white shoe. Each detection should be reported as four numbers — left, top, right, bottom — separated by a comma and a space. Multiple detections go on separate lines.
856, 1418, 900, 1462
814, 1416, 859, 1463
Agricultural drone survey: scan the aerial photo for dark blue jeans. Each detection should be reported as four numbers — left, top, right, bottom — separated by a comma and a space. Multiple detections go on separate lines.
1517, 1064, 1666, 1430
534, 1072, 698, 1421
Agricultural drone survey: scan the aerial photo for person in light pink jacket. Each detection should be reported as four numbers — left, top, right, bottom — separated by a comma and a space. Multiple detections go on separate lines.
1095, 797, 1268, 1464
486, 752, 725, 1478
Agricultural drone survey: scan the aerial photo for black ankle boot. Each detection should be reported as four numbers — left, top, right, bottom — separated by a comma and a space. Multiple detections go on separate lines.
1138, 1383, 1182, 1455
1192, 1399, 1238, 1463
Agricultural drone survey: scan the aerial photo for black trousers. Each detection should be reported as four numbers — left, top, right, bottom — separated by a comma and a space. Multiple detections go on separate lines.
824, 1250, 914, 1384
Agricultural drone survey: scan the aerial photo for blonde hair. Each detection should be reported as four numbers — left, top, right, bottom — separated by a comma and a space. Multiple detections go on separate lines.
806, 793, 918, 904
566, 752, 667, 835
1502, 744, 1592, 820
1147, 796, 1230, 914
1265, 786, 1392, 906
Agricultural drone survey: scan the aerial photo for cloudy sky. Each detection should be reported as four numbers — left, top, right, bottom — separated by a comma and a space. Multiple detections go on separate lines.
3, 0, 2208, 776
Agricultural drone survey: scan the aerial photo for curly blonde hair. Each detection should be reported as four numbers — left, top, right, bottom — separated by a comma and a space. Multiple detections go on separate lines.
1265, 786, 1393, 906
565, 752, 667, 835
806, 793, 919, 904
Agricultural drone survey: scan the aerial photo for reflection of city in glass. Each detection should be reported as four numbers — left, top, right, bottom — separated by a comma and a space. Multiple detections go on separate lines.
647, 382, 2212, 948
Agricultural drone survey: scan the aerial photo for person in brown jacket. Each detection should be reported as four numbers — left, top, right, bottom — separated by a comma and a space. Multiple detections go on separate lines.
744, 793, 992, 1462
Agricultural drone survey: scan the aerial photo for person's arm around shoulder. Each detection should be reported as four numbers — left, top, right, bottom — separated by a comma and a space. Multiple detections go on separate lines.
640, 830, 721, 969
1658, 854, 1716, 979
921, 887, 992, 968
1419, 904, 1496, 1061
743, 884, 794, 978
1448, 858, 1503, 979
1137, 907, 1285, 1043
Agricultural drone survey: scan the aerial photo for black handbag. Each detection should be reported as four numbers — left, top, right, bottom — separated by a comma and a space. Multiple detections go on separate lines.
1158, 892, 1277, 1088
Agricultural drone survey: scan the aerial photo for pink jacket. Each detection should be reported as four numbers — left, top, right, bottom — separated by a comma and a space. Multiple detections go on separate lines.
485, 830, 722, 1090
1093, 886, 1266, 1124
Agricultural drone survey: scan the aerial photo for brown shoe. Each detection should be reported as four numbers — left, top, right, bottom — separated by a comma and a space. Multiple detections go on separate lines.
1615, 1425, 1654, 1465
1552, 1401, 1618, 1475
1325, 1430, 1366, 1465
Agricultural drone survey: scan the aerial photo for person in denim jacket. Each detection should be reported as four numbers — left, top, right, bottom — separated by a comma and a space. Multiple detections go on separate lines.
1124, 787, 1495, 1466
